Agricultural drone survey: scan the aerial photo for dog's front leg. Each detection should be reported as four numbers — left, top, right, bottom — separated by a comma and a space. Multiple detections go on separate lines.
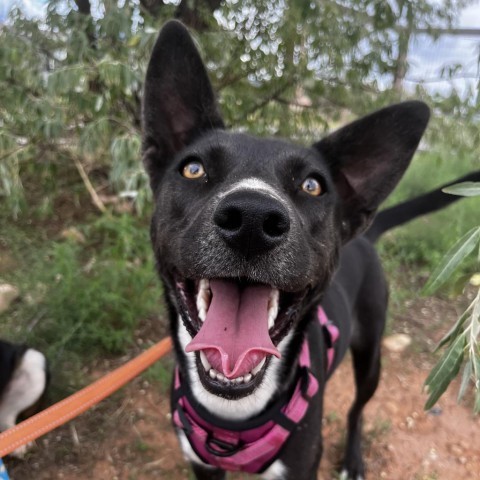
176, 428, 225, 479
266, 441, 322, 480
191, 462, 226, 480
263, 399, 323, 480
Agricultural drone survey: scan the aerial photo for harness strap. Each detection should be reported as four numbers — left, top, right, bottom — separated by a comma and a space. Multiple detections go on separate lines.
173, 365, 318, 473
173, 306, 338, 474
317, 306, 339, 372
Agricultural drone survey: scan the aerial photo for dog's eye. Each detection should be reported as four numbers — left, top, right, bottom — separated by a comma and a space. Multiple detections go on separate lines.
182, 161, 206, 179
301, 177, 322, 196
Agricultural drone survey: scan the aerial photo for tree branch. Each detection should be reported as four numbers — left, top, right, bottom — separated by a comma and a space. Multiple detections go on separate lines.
72, 155, 107, 214
175, 0, 222, 31
233, 80, 295, 123
74, 0, 91, 15
139, 0, 165, 18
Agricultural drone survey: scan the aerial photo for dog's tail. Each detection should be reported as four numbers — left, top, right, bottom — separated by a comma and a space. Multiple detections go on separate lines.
365, 170, 480, 243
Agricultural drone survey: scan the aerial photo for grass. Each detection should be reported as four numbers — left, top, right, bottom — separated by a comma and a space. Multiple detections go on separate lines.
376, 151, 480, 311
414, 473, 439, 480
379, 151, 479, 268
143, 356, 175, 393
0, 211, 163, 394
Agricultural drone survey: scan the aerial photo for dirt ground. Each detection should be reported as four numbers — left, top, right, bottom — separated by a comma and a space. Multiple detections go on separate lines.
5, 295, 480, 480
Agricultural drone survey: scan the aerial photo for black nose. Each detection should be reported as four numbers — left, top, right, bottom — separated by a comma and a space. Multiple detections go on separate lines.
213, 190, 290, 256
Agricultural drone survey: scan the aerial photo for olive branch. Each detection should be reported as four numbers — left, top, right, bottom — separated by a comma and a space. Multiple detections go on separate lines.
422, 181, 480, 412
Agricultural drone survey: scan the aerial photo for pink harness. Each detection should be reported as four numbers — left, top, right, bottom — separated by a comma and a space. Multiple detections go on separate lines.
172, 306, 339, 474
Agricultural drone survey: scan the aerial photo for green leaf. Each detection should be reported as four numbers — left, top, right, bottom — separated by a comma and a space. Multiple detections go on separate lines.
475, 356, 480, 414
94, 95, 104, 113
443, 182, 480, 197
436, 308, 470, 351
422, 227, 480, 295
79, 118, 111, 155
47, 65, 86, 95
127, 35, 141, 47
476, 353, 480, 376
457, 361, 472, 402
424, 333, 466, 410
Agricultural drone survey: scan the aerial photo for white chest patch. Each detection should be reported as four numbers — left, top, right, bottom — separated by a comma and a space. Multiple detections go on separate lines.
177, 429, 209, 467
261, 460, 287, 479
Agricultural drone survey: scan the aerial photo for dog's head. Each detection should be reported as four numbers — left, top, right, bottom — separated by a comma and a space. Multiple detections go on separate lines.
142, 21, 429, 415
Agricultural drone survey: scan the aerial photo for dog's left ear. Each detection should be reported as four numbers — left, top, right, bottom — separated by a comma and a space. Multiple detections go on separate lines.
142, 20, 224, 190
314, 101, 430, 241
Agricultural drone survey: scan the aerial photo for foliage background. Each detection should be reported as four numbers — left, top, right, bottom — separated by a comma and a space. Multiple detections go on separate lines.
1, 0, 479, 217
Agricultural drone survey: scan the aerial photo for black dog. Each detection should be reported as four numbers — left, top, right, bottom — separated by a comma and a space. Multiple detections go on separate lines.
141, 20, 473, 480
0, 340, 48, 457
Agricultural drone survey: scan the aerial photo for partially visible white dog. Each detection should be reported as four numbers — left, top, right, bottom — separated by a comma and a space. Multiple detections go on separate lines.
0, 340, 48, 457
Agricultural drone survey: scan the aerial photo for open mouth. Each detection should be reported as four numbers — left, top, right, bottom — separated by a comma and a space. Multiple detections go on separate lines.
175, 277, 306, 398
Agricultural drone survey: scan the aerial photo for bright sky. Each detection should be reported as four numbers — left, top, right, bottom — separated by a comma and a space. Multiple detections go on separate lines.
406, 2, 480, 97
0, 0, 46, 19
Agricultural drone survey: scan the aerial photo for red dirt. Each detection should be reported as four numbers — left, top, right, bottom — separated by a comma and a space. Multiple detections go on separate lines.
5, 296, 480, 480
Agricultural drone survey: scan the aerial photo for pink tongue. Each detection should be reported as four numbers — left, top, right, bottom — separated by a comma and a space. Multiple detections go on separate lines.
185, 279, 280, 379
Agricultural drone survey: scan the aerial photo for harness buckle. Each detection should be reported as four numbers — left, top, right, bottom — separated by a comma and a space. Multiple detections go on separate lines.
205, 434, 243, 458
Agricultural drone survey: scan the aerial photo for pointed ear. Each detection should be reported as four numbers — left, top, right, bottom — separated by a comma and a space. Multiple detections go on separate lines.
142, 20, 224, 189
314, 101, 430, 242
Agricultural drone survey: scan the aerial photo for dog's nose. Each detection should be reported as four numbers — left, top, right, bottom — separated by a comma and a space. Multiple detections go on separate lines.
213, 191, 290, 256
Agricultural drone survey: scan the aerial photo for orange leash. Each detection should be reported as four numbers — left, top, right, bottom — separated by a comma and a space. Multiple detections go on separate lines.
0, 336, 172, 458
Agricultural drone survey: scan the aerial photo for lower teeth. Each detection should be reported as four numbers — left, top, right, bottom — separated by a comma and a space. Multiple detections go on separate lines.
205, 363, 264, 384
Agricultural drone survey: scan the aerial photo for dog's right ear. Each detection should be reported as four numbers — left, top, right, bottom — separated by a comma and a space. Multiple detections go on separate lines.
142, 20, 224, 190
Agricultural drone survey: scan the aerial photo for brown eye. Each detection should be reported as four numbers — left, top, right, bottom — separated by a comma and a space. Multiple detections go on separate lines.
301, 177, 322, 196
182, 161, 205, 179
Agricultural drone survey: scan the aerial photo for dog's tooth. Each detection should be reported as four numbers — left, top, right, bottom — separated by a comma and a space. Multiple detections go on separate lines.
251, 357, 266, 376
243, 373, 252, 383
269, 287, 279, 305
200, 351, 211, 371
196, 297, 206, 321
267, 288, 279, 329
216, 372, 225, 382
196, 279, 211, 323
198, 306, 206, 322
209, 368, 216, 379
268, 311, 275, 329
235, 376, 244, 384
